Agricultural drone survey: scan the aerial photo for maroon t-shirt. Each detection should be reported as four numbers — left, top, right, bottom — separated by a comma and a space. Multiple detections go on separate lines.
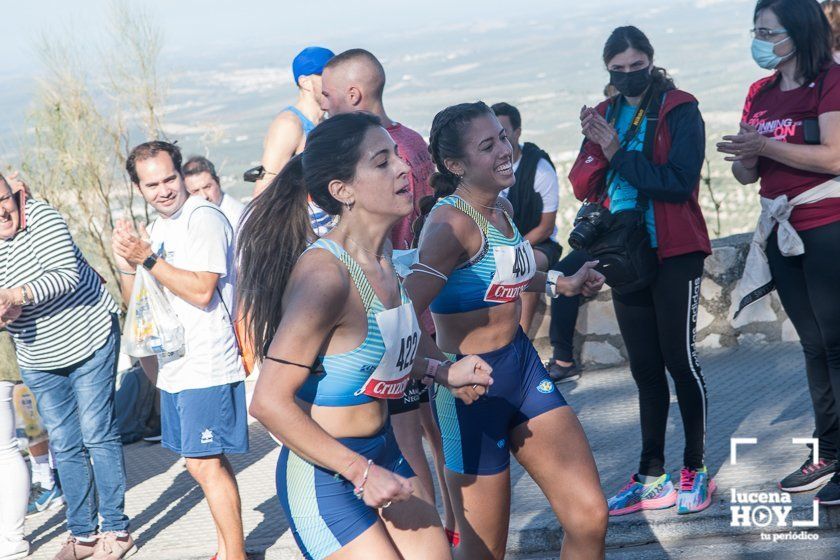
741, 65, 840, 231
387, 123, 434, 250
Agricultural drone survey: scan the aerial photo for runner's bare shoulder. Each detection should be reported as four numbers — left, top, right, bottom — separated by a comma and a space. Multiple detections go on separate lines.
265, 111, 304, 145
420, 203, 476, 255
284, 247, 352, 323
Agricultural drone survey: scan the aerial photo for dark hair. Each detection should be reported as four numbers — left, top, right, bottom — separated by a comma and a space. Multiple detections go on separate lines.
324, 48, 386, 99
602, 26, 675, 96
183, 156, 220, 184
126, 141, 182, 185
824, 0, 840, 51
755, 0, 833, 84
491, 102, 521, 131
236, 112, 382, 360
419, 101, 495, 219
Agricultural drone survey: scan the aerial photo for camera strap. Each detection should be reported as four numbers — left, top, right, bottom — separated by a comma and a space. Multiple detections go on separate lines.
601, 87, 662, 214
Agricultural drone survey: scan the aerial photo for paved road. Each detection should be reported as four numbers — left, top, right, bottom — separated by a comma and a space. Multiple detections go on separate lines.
24, 342, 839, 558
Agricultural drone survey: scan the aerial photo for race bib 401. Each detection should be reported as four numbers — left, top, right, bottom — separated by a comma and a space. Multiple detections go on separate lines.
485, 241, 536, 304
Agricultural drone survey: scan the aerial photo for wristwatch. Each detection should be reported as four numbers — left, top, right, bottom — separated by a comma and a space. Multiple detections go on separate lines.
142, 253, 159, 271
546, 270, 565, 298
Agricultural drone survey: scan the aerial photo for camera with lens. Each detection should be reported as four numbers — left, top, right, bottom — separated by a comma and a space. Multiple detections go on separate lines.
568, 202, 613, 251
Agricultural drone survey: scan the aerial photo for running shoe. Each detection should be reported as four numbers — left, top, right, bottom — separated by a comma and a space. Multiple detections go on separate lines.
779, 456, 837, 492
816, 472, 840, 505
547, 361, 581, 384
607, 473, 676, 516
27, 483, 64, 517
445, 528, 460, 547
677, 466, 716, 514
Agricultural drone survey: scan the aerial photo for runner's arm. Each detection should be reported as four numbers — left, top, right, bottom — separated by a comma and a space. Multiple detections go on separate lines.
253, 114, 303, 197
402, 206, 471, 315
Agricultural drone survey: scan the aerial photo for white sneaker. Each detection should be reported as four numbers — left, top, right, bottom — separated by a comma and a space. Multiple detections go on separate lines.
0, 538, 29, 560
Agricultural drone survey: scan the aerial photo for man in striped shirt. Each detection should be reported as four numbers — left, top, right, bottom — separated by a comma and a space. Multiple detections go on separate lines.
112, 141, 247, 560
0, 174, 135, 560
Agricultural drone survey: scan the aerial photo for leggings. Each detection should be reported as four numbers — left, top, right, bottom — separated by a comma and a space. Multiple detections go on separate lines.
0, 381, 30, 543
767, 219, 840, 462
612, 252, 708, 476
548, 250, 590, 362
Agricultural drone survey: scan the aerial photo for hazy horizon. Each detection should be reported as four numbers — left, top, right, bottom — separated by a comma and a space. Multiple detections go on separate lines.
1, 0, 768, 237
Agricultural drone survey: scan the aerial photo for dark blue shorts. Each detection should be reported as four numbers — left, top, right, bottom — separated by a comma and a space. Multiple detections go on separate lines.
276, 422, 415, 560
433, 328, 568, 475
160, 381, 249, 458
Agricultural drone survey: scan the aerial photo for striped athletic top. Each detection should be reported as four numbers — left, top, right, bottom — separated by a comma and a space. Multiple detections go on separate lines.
1, 200, 119, 370
296, 238, 413, 406
429, 195, 527, 314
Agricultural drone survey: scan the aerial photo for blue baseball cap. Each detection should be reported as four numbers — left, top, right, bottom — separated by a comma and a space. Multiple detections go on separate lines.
292, 46, 335, 85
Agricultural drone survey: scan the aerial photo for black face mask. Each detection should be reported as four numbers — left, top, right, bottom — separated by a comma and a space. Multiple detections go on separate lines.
609, 66, 652, 98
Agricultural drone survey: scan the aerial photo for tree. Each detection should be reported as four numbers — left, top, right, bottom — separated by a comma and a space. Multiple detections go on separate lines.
19, 1, 166, 302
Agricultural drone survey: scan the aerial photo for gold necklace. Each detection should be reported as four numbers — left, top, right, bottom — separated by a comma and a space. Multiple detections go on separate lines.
456, 188, 502, 213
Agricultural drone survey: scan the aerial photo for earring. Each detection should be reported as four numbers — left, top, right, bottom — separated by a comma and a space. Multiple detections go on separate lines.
344, 200, 354, 211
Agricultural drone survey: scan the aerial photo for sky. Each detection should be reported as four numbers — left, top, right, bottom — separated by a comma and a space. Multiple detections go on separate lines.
5, 0, 578, 72
5, 0, 728, 74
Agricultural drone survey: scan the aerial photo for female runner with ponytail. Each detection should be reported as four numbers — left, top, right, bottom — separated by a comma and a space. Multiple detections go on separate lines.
238, 112, 493, 560
403, 102, 608, 559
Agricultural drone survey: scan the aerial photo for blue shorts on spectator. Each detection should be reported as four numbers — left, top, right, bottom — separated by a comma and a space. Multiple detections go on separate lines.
161, 381, 248, 458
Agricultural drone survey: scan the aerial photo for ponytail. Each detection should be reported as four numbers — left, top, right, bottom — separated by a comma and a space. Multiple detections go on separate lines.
236, 112, 383, 358
237, 156, 309, 360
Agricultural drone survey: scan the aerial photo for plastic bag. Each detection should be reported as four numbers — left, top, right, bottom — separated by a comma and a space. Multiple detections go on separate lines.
121, 267, 185, 357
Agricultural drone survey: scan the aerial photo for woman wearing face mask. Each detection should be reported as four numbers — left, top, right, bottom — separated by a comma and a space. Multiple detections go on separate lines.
718, 0, 840, 505
569, 25, 713, 516
405, 101, 608, 559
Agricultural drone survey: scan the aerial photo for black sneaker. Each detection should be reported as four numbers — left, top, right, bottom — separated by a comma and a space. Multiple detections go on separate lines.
547, 361, 581, 385
816, 472, 840, 505
779, 456, 837, 492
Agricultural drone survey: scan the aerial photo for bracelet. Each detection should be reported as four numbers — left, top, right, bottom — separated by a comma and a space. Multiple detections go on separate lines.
117, 269, 136, 276
334, 455, 360, 481
353, 459, 374, 500
19, 285, 33, 306
422, 358, 452, 386
546, 270, 564, 298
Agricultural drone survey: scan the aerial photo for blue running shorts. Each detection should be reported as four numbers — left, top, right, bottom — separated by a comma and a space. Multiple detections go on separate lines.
276, 422, 415, 560
160, 381, 248, 458
433, 327, 568, 475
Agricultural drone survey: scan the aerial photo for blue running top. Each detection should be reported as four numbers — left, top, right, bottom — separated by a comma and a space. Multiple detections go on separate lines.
429, 195, 533, 315
297, 238, 416, 406
283, 106, 317, 137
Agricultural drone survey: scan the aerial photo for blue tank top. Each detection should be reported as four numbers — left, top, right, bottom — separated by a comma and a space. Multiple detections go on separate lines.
429, 196, 534, 315
297, 239, 417, 406
283, 106, 316, 136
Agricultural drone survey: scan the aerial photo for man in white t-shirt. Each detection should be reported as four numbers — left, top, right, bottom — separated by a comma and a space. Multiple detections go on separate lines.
112, 141, 247, 560
492, 102, 562, 334
183, 155, 246, 231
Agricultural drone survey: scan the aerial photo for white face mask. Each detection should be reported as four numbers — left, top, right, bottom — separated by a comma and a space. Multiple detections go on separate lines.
391, 249, 419, 279
751, 36, 795, 70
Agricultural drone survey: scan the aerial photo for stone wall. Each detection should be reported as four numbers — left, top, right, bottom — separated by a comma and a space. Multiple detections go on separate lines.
531, 233, 798, 368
